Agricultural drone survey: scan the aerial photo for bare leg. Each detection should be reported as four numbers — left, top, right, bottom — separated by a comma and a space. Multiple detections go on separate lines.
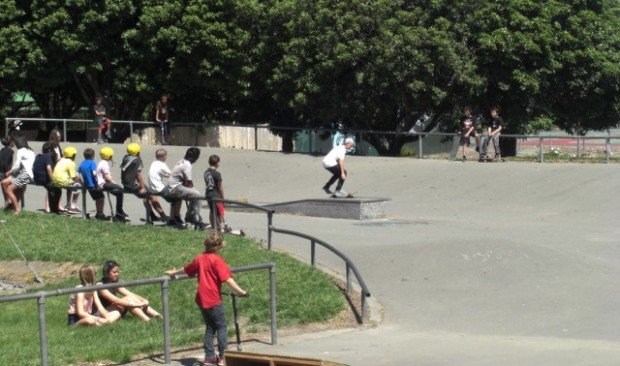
6, 184, 21, 214
149, 196, 165, 216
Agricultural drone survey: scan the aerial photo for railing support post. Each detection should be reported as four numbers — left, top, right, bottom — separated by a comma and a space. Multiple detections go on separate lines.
5, 118, 10, 137
269, 264, 277, 345
539, 137, 544, 163
37, 294, 48, 366
62, 119, 67, 142
346, 263, 352, 293
254, 124, 258, 150
129, 122, 134, 138
418, 134, 423, 159
267, 212, 273, 250
576, 137, 580, 157
81, 188, 87, 219
606, 138, 610, 164
161, 279, 172, 365
361, 295, 366, 323
310, 240, 316, 266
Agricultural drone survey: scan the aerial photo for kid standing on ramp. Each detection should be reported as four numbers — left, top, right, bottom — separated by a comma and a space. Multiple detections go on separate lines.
166, 231, 247, 366
321, 137, 355, 197
204, 155, 244, 236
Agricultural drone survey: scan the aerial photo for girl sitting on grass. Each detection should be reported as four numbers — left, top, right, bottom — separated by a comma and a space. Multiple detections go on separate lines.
97, 260, 162, 322
67, 265, 118, 326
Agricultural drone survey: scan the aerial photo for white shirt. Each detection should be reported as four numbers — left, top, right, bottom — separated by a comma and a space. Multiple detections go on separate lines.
149, 160, 171, 193
96, 160, 111, 187
168, 159, 192, 190
322, 145, 346, 168
12, 148, 36, 179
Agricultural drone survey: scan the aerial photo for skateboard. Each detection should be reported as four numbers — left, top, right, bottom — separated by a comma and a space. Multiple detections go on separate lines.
331, 192, 355, 199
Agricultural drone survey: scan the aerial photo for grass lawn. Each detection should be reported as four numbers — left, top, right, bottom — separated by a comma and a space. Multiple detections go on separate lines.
0, 212, 345, 365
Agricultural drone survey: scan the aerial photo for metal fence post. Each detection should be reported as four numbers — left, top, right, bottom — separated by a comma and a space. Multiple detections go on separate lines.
539, 137, 544, 163
62, 119, 67, 142
5, 118, 9, 137
576, 137, 580, 157
267, 212, 273, 250
129, 122, 134, 138
606, 138, 610, 164
269, 264, 277, 345
418, 134, 423, 159
37, 293, 48, 366
161, 279, 172, 365
345, 263, 352, 293
310, 240, 316, 266
254, 124, 258, 150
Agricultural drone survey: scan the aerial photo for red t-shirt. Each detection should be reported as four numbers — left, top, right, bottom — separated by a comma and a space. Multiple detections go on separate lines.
184, 253, 232, 309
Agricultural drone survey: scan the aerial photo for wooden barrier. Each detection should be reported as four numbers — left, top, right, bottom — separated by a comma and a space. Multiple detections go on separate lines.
224, 351, 348, 366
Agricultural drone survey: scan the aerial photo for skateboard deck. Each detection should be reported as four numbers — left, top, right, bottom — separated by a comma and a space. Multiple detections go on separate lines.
331, 192, 355, 199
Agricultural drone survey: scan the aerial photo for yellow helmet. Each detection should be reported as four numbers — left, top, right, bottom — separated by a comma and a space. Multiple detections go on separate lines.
63, 146, 78, 158
126, 143, 141, 156
100, 147, 114, 160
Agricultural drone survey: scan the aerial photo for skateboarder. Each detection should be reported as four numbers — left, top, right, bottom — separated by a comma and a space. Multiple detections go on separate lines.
93, 96, 112, 144
322, 137, 355, 197
487, 107, 503, 159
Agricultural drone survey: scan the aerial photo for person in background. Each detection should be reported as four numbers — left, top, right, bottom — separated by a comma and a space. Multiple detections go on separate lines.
97, 260, 161, 322
67, 265, 118, 326
32, 142, 55, 213
147, 148, 171, 223
94, 96, 112, 144
155, 94, 171, 145
97, 147, 129, 222
120, 143, 152, 222
49, 129, 80, 212
51, 146, 82, 214
167, 147, 206, 230
0, 135, 35, 214
487, 107, 503, 159
321, 137, 355, 197
77, 148, 106, 220
0, 136, 15, 208
166, 231, 247, 366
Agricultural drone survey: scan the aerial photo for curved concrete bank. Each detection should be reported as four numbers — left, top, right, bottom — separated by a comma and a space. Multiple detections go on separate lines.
16, 143, 620, 365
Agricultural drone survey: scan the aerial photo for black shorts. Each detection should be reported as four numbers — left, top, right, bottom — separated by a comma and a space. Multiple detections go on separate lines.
88, 189, 105, 200
67, 313, 79, 326
460, 136, 471, 146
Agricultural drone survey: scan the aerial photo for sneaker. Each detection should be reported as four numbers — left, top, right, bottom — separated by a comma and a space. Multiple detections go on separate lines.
149, 212, 160, 222
159, 214, 170, 223
97, 138, 104, 144
462, 155, 467, 162
239, 229, 246, 237
70, 206, 81, 213
94, 212, 107, 220
184, 215, 196, 224
217, 355, 224, 366
194, 222, 208, 231
322, 186, 332, 195
203, 356, 219, 366
117, 210, 129, 218
333, 190, 347, 197
64, 206, 79, 214
113, 214, 130, 223
105, 131, 112, 139
224, 224, 232, 233
475, 146, 479, 152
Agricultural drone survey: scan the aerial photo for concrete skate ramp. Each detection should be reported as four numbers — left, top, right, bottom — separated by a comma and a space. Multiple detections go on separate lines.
257, 197, 389, 220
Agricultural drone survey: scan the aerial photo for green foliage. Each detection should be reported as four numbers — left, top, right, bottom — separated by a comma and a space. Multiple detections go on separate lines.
1, 0, 618, 154
0, 212, 344, 365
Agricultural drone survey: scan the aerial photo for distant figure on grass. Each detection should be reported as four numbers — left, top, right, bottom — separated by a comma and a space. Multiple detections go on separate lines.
167, 147, 207, 230
77, 148, 104, 218
0, 136, 15, 208
120, 143, 153, 222
1, 135, 35, 214
50, 147, 82, 214
32, 142, 56, 213
67, 265, 119, 326
166, 231, 247, 366
155, 94, 172, 145
321, 137, 355, 197
204, 155, 244, 236
97, 147, 129, 222
97, 260, 162, 322
147, 148, 172, 223
94, 96, 112, 144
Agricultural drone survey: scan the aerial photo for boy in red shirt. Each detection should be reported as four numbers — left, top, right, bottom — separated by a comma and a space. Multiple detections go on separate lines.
166, 231, 247, 366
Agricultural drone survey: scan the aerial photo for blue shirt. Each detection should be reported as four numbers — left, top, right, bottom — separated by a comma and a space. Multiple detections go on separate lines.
78, 160, 98, 189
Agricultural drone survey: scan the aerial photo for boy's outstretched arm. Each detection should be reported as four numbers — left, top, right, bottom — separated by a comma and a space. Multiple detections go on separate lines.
225, 278, 248, 297
165, 268, 186, 278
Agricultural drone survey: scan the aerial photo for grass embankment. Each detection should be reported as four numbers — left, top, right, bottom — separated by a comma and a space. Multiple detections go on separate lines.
0, 212, 344, 365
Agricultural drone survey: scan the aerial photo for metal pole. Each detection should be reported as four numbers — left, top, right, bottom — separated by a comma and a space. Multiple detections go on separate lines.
254, 124, 258, 151
269, 264, 277, 345
129, 122, 134, 138
5, 118, 9, 137
576, 137, 580, 157
37, 294, 48, 366
161, 279, 171, 365
81, 187, 87, 219
346, 263, 352, 293
62, 119, 67, 142
539, 137, 544, 163
310, 240, 316, 266
309, 129, 313, 154
418, 134, 423, 159
606, 138, 610, 164
361, 295, 366, 323
267, 212, 273, 250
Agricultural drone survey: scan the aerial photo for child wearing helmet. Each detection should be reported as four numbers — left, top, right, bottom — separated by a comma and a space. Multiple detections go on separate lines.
321, 137, 355, 197
51, 146, 82, 214
0, 135, 35, 215
96, 147, 129, 222
120, 143, 155, 221
167, 147, 206, 230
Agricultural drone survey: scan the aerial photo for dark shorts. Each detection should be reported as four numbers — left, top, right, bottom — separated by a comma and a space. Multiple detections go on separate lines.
87, 188, 105, 200
460, 136, 471, 146
67, 313, 79, 326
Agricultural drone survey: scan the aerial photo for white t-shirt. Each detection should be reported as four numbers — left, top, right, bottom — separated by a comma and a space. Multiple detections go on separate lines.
322, 145, 346, 168
168, 159, 192, 190
12, 148, 36, 179
96, 160, 111, 187
149, 160, 171, 193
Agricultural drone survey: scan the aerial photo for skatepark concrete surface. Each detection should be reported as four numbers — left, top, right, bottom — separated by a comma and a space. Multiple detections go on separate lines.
19, 143, 620, 365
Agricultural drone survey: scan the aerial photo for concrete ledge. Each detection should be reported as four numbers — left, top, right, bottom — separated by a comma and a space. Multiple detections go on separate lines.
230, 198, 390, 220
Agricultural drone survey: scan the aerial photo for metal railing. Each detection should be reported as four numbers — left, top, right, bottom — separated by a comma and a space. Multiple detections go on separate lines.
270, 226, 371, 323
0, 262, 276, 366
5, 117, 619, 163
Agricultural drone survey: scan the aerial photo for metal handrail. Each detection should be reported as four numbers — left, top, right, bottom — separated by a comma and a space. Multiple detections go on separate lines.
0, 262, 277, 366
269, 226, 371, 323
